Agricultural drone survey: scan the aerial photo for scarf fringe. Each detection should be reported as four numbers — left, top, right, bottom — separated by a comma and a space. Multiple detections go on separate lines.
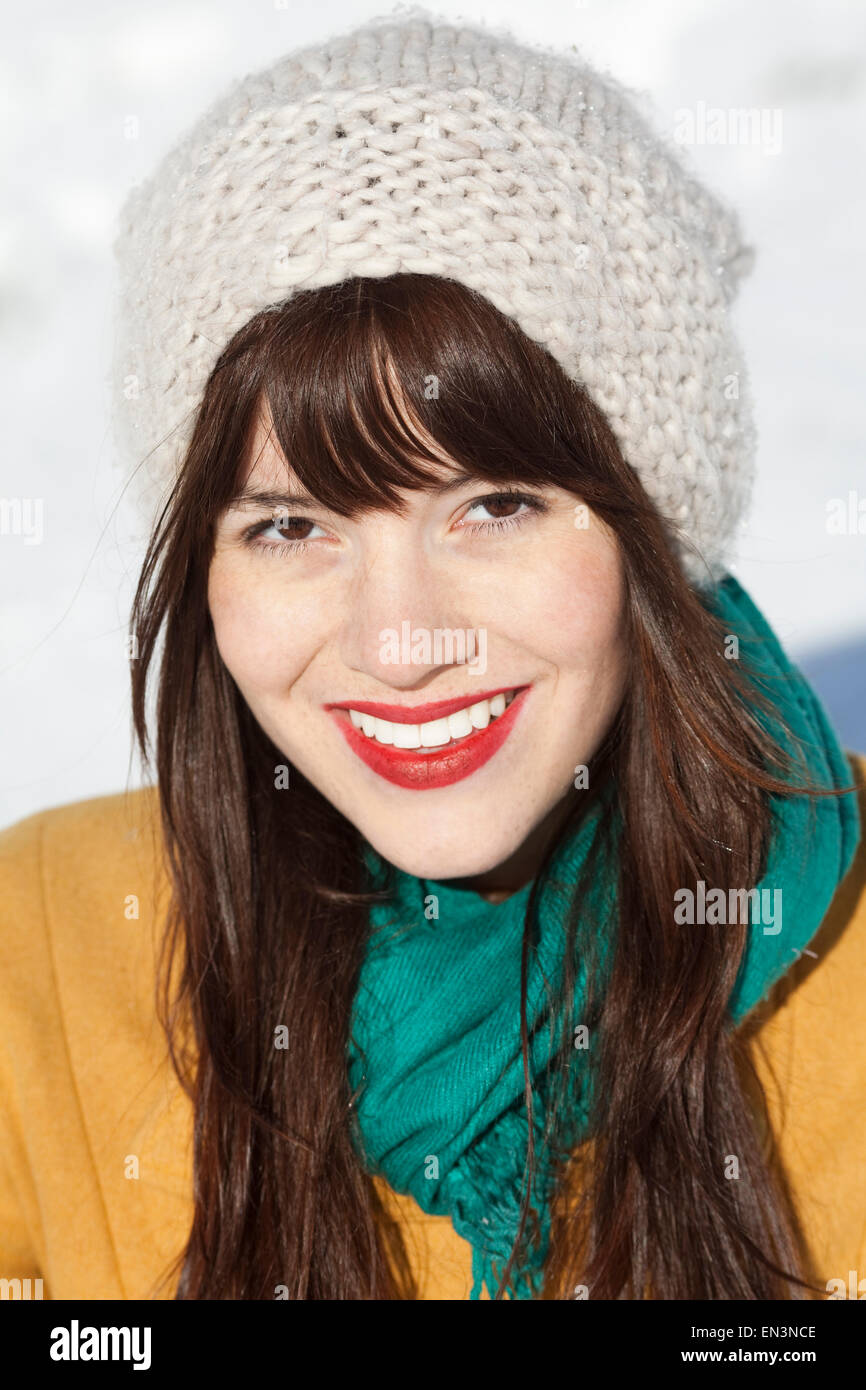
469, 1242, 544, 1300
470, 1244, 508, 1301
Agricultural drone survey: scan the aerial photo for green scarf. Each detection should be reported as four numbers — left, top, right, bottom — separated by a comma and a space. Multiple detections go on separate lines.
346, 573, 860, 1299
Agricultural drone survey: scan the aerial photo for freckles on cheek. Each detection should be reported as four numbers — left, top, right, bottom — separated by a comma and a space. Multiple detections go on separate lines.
208, 569, 319, 691
500, 550, 623, 670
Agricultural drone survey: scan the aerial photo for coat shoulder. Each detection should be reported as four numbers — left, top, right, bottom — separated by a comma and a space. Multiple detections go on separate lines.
0, 783, 162, 863
740, 750, 866, 1289
746, 748, 866, 1028
0, 784, 168, 989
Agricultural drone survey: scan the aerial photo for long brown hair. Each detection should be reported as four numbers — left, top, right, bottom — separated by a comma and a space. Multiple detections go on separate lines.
129, 272, 857, 1299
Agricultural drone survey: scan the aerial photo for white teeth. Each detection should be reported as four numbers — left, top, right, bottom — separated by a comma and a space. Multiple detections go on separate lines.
391, 722, 421, 749
447, 708, 473, 740
468, 700, 491, 730
346, 689, 519, 750
420, 717, 451, 747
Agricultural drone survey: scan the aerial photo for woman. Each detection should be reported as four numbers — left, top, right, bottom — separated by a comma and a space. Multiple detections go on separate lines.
1, 12, 864, 1302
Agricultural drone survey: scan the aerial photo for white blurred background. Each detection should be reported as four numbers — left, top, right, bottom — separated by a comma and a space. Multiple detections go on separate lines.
2, 0, 865, 828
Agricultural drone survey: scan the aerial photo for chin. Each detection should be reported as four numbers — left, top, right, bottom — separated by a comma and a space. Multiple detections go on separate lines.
362, 825, 522, 886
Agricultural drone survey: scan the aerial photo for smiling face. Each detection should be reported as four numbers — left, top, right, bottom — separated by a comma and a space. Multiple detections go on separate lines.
207, 402, 629, 893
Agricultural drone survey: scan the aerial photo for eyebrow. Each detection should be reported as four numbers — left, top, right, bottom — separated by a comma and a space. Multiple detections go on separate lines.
226, 487, 328, 511
224, 472, 492, 513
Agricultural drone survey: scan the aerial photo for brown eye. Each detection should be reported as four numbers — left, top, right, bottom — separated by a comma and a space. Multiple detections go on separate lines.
476, 495, 524, 519
273, 515, 318, 541
459, 492, 547, 528
243, 513, 329, 552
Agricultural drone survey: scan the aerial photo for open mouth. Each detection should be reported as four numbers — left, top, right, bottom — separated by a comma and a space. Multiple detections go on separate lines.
348, 688, 518, 752
325, 686, 530, 789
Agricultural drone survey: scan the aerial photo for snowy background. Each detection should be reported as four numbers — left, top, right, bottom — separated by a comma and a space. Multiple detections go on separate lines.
1, 0, 864, 828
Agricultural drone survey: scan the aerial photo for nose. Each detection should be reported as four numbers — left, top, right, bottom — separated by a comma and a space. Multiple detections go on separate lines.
336, 525, 474, 691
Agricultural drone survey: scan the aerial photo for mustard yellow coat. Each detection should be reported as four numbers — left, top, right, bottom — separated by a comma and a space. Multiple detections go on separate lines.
2, 762, 865, 1300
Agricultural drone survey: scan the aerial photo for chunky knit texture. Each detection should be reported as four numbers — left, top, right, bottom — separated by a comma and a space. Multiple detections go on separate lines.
111, 6, 759, 588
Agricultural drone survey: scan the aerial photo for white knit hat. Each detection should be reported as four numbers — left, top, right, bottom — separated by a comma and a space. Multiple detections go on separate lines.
111, 6, 758, 588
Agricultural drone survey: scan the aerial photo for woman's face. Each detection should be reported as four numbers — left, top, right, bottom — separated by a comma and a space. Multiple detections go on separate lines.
208, 406, 629, 890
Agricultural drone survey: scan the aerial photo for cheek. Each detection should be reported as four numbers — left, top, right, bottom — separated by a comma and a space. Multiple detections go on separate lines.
550, 562, 626, 677
490, 529, 626, 678
207, 563, 326, 694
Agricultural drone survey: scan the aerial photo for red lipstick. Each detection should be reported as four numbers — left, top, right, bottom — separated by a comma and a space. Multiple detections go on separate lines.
325, 686, 530, 790
324, 685, 517, 724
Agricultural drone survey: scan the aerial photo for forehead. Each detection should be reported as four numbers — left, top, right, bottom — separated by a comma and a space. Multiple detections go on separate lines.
241, 406, 290, 485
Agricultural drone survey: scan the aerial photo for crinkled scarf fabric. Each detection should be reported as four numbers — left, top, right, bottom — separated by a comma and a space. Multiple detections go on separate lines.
346, 573, 860, 1300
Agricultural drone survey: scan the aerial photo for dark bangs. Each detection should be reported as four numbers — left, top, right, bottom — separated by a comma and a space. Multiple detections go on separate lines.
197, 271, 625, 527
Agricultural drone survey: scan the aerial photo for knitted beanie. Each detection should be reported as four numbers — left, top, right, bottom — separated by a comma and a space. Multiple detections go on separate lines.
111, 6, 758, 588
